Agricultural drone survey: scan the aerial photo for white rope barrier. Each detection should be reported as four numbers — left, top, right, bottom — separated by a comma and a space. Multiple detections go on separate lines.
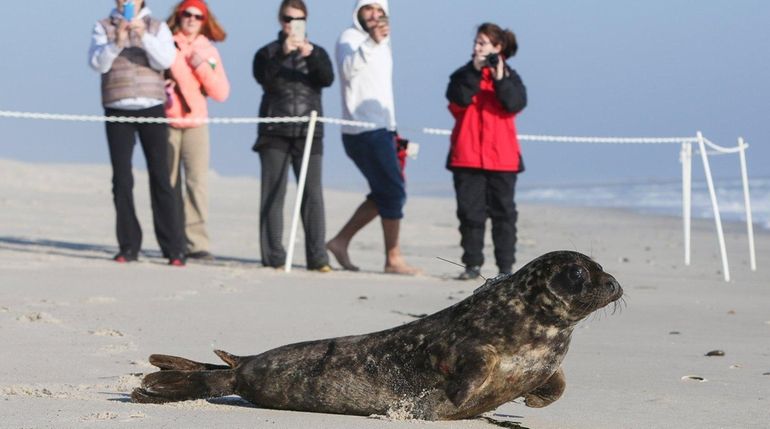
0, 109, 756, 280
0, 110, 698, 144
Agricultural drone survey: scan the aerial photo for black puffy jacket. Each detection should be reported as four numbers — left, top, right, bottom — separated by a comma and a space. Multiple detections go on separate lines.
253, 33, 334, 138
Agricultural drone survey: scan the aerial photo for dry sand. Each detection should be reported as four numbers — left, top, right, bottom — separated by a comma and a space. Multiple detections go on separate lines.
0, 158, 768, 429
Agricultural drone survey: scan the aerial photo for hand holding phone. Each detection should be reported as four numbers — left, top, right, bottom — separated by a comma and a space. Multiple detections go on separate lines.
289, 19, 306, 44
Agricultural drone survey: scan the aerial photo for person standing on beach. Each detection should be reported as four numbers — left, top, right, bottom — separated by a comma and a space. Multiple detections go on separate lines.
89, 0, 186, 266
253, 0, 334, 272
446, 23, 527, 280
327, 0, 419, 275
165, 0, 230, 262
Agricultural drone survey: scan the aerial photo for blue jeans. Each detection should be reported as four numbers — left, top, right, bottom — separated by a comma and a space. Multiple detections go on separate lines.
342, 129, 406, 219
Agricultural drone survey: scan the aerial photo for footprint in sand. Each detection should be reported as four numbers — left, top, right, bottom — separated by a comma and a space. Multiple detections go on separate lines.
114, 374, 143, 393
213, 282, 239, 293
85, 297, 117, 304
129, 360, 155, 369
17, 312, 61, 324
156, 290, 199, 301
80, 412, 118, 421
2, 385, 68, 399
89, 329, 124, 337
99, 342, 137, 354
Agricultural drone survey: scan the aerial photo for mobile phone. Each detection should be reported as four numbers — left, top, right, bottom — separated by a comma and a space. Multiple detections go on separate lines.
290, 19, 306, 43
123, 1, 135, 20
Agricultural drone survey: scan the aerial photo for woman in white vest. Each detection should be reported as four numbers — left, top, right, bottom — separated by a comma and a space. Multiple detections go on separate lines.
88, 0, 186, 267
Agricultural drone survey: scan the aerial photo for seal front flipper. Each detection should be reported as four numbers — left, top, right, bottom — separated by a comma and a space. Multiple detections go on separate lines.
444, 344, 500, 407
131, 369, 237, 404
523, 367, 566, 408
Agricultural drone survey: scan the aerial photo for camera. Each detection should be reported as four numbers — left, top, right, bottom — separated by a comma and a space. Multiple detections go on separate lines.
486, 53, 500, 68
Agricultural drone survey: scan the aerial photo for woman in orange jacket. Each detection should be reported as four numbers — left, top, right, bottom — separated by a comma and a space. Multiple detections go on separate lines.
446, 23, 527, 280
165, 0, 230, 260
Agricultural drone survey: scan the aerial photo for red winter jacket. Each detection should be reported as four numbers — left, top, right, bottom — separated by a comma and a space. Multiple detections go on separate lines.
446, 63, 527, 172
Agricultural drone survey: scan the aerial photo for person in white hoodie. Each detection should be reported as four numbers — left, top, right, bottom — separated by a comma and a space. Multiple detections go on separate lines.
327, 0, 419, 275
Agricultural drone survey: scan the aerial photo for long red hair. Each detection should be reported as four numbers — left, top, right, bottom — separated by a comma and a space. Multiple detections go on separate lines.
166, 1, 227, 42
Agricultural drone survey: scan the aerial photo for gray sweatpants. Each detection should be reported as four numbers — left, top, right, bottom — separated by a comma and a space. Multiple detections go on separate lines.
258, 144, 328, 268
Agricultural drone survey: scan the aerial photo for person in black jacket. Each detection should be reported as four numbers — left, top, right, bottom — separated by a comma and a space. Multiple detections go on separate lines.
253, 0, 334, 271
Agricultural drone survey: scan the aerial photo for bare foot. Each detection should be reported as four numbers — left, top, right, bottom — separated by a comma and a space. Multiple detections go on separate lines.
326, 239, 359, 272
384, 262, 422, 276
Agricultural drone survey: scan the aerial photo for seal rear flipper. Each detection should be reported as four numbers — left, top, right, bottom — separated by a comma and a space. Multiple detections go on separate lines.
131, 369, 236, 404
149, 354, 231, 371
214, 349, 242, 368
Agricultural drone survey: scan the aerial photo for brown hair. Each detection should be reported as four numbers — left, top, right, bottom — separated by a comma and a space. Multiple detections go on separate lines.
278, 0, 308, 21
477, 23, 518, 58
167, 2, 227, 42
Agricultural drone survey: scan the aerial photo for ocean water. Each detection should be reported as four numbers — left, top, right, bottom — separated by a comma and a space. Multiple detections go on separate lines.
516, 177, 770, 231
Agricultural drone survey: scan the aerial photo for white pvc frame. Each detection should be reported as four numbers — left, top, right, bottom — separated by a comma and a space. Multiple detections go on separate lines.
680, 132, 757, 282
696, 131, 731, 282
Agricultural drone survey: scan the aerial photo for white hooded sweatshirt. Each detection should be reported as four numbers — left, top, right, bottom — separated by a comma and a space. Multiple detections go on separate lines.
335, 0, 396, 134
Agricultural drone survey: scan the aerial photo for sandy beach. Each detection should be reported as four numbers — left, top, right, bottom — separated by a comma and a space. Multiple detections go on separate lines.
0, 158, 768, 429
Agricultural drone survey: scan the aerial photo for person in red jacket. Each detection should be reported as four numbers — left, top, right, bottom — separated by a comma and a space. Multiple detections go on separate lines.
164, 0, 230, 261
446, 22, 527, 280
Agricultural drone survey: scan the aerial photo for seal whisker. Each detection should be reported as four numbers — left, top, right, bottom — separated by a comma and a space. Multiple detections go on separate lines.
436, 256, 487, 281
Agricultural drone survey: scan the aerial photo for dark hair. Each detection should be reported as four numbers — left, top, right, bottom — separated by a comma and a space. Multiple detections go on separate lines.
477, 23, 518, 58
278, 0, 308, 21
167, 1, 227, 42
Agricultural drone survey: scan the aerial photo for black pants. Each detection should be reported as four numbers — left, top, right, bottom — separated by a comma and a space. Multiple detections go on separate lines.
105, 105, 184, 258
453, 168, 518, 273
258, 136, 328, 268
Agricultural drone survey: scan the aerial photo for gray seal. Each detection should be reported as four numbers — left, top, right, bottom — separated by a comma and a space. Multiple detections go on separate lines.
131, 250, 623, 420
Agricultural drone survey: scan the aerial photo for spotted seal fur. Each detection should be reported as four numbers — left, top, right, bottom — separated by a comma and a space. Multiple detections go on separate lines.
131, 250, 623, 420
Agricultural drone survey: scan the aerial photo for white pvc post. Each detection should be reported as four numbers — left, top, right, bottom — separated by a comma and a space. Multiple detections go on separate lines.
284, 111, 319, 273
737, 137, 757, 271
696, 131, 730, 282
681, 141, 693, 266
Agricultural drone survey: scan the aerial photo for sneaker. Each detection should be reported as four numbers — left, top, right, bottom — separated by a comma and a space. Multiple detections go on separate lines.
457, 265, 481, 280
310, 264, 333, 273
113, 252, 138, 263
186, 251, 215, 261
168, 257, 186, 267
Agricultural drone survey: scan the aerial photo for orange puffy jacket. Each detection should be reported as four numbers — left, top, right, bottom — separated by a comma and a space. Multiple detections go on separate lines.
166, 33, 230, 128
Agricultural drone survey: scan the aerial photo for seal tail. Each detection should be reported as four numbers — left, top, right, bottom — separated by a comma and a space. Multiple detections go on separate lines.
131, 369, 236, 404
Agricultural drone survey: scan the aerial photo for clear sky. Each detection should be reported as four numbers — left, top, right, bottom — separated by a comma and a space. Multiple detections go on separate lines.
1, 1, 768, 192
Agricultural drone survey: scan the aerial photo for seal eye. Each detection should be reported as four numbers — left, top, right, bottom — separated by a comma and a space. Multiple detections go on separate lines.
567, 267, 586, 285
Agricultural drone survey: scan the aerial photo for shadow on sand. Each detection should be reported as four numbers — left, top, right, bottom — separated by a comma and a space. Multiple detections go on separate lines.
0, 236, 260, 266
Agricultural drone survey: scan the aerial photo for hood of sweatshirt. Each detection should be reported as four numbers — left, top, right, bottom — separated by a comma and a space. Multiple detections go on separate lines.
352, 0, 390, 33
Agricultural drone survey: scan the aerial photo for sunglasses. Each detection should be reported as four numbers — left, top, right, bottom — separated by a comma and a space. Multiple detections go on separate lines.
181, 10, 205, 21
281, 15, 306, 23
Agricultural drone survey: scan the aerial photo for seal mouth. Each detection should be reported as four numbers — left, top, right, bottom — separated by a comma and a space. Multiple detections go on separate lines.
606, 278, 623, 302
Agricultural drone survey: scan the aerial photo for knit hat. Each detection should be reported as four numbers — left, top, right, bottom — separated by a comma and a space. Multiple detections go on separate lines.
178, 0, 208, 20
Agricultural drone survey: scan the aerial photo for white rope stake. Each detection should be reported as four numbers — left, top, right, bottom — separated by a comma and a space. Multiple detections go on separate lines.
285, 111, 319, 273
738, 137, 757, 271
